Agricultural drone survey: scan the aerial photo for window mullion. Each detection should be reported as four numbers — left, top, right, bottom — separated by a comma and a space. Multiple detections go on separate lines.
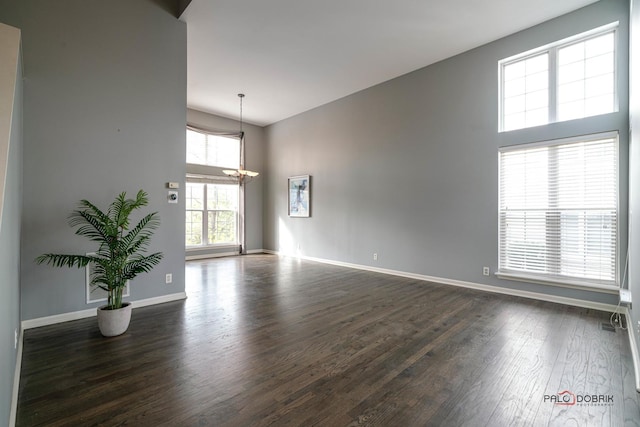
202, 184, 209, 246
548, 47, 558, 123
211, 209, 218, 245
546, 146, 561, 275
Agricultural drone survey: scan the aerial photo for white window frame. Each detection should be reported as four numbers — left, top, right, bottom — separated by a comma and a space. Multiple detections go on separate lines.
186, 176, 239, 248
499, 22, 619, 132
185, 125, 242, 250
186, 128, 240, 169
496, 131, 619, 292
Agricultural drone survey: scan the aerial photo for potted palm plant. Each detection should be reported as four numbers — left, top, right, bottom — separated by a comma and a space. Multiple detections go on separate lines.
36, 190, 164, 336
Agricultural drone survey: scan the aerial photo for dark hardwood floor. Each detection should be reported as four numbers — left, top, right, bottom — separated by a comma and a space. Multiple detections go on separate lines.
16, 255, 640, 426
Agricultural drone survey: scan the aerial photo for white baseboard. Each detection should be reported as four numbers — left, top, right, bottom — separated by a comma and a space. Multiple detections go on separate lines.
267, 250, 620, 313
624, 308, 640, 392
21, 292, 187, 330
186, 249, 265, 261
131, 292, 187, 309
9, 327, 23, 427
186, 251, 238, 260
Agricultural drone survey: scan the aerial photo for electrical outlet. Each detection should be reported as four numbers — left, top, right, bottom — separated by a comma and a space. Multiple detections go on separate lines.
483, 267, 490, 276
14, 329, 18, 349
373, 253, 378, 261
165, 273, 172, 284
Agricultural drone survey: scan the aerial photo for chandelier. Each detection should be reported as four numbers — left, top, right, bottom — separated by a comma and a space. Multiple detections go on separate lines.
223, 93, 259, 182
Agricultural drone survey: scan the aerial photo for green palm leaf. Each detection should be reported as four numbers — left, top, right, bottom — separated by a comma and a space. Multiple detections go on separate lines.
35, 253, 95, 268
122, 253, 164, 280
35, 190, 164, 310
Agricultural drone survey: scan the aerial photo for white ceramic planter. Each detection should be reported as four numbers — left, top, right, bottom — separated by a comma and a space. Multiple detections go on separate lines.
97, 302, 132, 337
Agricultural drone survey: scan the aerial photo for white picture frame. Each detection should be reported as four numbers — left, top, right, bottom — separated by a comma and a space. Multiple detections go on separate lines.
288, 175, 311, 217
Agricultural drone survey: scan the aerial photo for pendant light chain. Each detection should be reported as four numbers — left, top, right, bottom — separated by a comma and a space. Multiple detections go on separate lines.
238, 93, 244, 136
223, 93, 257, 180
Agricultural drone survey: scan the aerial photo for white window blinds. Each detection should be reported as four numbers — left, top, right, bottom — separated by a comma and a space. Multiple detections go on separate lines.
498, 132, 618, 287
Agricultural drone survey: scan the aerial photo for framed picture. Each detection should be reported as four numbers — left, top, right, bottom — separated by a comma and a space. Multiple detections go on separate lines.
86, 253, 130, 304
288, 175, 311, 217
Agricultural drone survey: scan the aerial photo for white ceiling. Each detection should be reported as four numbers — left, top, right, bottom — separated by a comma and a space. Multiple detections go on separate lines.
181, 0, 598, 127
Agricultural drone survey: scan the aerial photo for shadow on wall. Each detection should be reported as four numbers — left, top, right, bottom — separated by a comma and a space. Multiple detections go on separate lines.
150, 0, 181, 17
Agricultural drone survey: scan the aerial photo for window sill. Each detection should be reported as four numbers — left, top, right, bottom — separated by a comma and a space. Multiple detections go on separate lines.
186, 244, 239, 252
495, 271, 619, 294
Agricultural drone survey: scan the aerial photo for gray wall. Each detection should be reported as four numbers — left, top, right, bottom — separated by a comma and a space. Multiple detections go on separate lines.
0, 0, 187, 320
0, 53, 22, 427
629, 0, 640, 358
186, 108, 265, 257
264, 0, 629, 305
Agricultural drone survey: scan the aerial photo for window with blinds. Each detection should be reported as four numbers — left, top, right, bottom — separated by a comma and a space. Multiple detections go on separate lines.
498, 132, 618, 288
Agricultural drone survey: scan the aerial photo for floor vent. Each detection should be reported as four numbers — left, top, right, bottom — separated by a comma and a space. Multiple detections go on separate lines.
601, 322, 616, 333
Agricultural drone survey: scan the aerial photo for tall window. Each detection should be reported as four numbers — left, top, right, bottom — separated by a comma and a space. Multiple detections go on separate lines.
185, 127, 241, 248
500, 23, 617, 132
498, 132, 618, 288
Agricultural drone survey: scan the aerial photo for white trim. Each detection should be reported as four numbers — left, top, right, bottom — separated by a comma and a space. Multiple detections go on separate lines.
266, 250, 620, 313
21, 292, 187, 330
500, 22, 619, 65
499, 131, 620, 152
185, 172, 236, 184
22, 307, 97, 329
624, 308, 640, 392
185, 178, 240, 248
131, 293, 187, 309
186, 249, 264, 261
186, 251, 239, 260
9, 327, 22, 427
186, 244, 239, 252
495, 271, 619, 294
